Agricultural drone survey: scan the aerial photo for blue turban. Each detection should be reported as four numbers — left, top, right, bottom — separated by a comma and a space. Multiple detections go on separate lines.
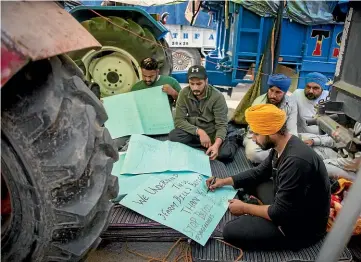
305, 72, 328, 90
267, 74, 291, 93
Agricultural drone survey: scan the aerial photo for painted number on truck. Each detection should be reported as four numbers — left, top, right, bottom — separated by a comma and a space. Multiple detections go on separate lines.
171, 32, 202, 46
172, 41, 189, 46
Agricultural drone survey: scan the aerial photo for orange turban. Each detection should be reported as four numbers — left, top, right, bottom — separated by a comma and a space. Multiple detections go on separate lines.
245, 104, 286, 135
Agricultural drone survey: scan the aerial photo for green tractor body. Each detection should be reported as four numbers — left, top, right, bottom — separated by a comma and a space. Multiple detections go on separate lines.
69, 6, 173, 97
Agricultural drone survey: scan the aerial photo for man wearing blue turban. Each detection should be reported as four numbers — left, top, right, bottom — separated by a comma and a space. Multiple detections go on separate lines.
243, 74, 298, 163
293, 72, 330, 134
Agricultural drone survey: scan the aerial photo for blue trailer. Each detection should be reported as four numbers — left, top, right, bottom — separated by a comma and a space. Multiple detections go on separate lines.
170, 1, 344, 90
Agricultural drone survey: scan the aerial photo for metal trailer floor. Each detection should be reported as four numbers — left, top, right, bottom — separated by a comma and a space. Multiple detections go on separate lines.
96, 135, 355, 262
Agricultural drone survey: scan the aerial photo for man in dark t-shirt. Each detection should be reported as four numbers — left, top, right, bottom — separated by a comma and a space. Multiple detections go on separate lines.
207, 104, 330, 250
131, 57, 181, 106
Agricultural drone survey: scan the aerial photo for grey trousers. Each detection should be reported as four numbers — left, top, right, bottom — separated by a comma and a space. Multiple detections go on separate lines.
324, 161, 357, 181
169, 128, 239, 163
243, 134, 339, 164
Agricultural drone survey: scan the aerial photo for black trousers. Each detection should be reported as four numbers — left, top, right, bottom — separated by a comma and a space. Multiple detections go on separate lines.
223, 180, 320, 251
168, 128, 239, 163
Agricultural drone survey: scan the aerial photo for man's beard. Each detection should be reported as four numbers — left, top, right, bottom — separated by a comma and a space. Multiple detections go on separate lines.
193, 87, 205, 97
305, 92, 320, 100
256, 135, 275, 150
267, 94, 284, 107
145, 80, 156, 86
145, 74, 158, 86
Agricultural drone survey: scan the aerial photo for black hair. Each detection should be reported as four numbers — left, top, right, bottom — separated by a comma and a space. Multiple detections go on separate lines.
277, 122, 288, 135
140, 57, 158, 70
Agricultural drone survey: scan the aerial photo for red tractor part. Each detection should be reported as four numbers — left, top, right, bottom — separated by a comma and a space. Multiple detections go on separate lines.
1, 1, 101, 88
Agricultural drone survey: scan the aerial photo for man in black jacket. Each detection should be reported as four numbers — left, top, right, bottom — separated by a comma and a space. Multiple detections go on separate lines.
207, 104, 330, 250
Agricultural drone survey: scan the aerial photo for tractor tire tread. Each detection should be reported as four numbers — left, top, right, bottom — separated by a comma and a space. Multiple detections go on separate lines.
1, 55, 118, 261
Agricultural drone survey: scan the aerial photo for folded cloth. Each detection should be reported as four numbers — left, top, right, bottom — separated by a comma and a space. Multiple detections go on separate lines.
327, 178, 361, 235
335, 178, 353, 195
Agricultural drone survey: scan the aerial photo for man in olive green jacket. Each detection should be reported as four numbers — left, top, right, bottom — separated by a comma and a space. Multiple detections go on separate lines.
169, 65, 241, 162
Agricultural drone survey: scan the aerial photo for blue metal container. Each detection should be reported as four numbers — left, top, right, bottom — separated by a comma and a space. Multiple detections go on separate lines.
172, 4, 343, 89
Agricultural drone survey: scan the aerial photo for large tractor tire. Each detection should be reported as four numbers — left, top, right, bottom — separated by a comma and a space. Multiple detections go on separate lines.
1, 55, 119, 261
171, 48, 202, 71
69, 16, 172, 97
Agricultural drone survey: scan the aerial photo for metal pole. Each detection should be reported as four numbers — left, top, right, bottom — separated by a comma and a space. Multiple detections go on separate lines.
225, 0, 229, 29
272, 0, 284, 73
316, 167, 361, 262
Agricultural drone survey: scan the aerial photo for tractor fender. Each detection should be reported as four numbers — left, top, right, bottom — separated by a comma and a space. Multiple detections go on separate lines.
70, 5, 169, 40
1, 1, 101, 87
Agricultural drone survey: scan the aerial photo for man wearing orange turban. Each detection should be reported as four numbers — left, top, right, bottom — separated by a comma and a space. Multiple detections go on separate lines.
206, 104, 331, 251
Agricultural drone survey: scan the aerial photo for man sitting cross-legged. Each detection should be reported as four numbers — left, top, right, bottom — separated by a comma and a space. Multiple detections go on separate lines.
206, 104, 330, 250
169, 65, 242, 163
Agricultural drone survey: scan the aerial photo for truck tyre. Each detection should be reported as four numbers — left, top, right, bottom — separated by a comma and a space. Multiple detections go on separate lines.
172, 48, 202, 71
1, 56, 119, 261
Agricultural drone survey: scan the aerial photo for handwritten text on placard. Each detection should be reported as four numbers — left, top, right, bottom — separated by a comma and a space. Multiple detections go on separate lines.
120, 172, 236, 245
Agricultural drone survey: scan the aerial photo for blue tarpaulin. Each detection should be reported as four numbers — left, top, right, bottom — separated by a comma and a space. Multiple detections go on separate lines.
231, 0, 349, 25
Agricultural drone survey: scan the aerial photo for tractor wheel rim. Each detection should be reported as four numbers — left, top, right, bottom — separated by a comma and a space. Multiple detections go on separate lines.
82, 47, 142, 97
92, 54, 137, 96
